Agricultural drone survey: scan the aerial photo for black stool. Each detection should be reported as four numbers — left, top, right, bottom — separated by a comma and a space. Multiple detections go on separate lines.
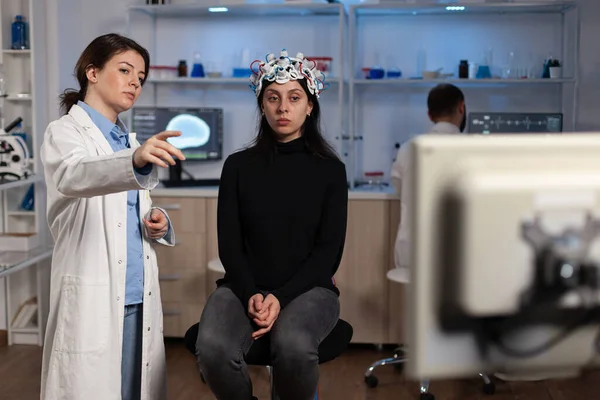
184, 319, 353, 400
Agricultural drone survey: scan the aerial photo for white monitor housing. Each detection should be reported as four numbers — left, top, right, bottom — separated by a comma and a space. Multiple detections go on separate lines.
406, 133, 600, 380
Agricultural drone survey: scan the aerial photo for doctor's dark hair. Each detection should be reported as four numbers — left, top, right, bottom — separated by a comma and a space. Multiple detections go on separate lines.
248, 79, 339, 161
59, 33, 150, 115
427, 83, 465, 120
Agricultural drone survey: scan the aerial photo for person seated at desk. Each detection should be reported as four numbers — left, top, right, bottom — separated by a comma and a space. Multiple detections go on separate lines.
194, 49, 348, 400
390, 83, 467, 275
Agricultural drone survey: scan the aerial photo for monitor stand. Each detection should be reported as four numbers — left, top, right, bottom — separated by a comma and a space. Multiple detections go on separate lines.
162, 160, 220, 188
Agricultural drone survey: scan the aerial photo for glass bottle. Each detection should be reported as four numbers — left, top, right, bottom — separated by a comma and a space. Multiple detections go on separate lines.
178, 60, 188, 77
11, 15, 28, 50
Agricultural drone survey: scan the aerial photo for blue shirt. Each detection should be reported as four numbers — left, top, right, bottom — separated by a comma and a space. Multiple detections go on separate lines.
78, 101, 152, 305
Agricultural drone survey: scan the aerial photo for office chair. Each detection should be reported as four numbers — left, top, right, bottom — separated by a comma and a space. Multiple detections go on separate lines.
184, 318, 353, 400
363, 269, 496, 399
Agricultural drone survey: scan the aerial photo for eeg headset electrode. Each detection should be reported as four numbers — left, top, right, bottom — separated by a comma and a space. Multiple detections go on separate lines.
249, 49, 329, 98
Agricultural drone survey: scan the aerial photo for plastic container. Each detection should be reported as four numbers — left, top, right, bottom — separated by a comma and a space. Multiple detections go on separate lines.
148, 66, 178, 80
11, 15, 28, 50
308, 57, 333, 75
387, 68, 402, 79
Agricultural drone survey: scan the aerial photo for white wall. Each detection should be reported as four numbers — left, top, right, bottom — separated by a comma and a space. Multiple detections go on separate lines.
44, 0, 600, 182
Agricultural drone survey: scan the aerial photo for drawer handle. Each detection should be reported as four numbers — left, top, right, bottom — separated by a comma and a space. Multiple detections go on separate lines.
154, 204, 181, 210
159, 274, 182, 281
163, 309, 182, 316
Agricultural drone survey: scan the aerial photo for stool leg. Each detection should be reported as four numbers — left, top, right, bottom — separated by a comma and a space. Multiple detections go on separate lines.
268, 366, 280, 400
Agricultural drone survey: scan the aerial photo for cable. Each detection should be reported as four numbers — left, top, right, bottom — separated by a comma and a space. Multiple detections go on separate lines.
484, 292, 598, 358
181, 166, 195, 180
490, 311, 595, 358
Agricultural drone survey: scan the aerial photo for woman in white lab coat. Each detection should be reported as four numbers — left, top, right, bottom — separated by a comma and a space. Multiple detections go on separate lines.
40, 33, 185, 400
391, 83, 466, 275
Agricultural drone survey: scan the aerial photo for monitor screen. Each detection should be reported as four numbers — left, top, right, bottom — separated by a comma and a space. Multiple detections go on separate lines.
468, 112, 563, 134
131, 107, 223, 161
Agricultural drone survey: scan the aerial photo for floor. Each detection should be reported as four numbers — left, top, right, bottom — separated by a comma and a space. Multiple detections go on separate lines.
1, 340, 599, 399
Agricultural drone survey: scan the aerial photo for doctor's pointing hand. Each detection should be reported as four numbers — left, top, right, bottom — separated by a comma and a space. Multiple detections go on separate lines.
133, 130, 186, 169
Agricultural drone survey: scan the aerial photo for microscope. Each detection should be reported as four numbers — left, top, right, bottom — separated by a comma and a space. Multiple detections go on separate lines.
0, 117, 31, 182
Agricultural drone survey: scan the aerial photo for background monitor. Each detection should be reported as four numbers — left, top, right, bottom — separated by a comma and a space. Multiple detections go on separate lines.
131, 107, 223, 161
406, 133, 600, 381
468, 112, 563, 134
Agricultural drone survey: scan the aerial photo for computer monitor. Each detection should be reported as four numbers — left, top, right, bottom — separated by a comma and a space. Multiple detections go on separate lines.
131, 107, 223, 186
406, 133, 600, 381
468, 112, 563, 134
131, 106, 223, 161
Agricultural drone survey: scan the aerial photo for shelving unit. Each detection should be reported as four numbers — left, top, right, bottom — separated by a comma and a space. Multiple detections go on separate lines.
347, 0, 580, 187
146, 77, 343, 86
125, 2, 581, 191
0, 0, 51, 346
126, 2, 348, 166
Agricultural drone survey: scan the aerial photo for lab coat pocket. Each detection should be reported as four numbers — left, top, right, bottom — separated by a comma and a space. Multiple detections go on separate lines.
54, 275, 110, 354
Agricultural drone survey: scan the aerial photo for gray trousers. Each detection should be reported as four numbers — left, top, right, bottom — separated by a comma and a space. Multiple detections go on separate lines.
195, 285, 340, 400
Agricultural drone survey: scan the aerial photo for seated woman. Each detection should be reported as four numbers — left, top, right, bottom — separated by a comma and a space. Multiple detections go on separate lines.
195, 49, 348, 400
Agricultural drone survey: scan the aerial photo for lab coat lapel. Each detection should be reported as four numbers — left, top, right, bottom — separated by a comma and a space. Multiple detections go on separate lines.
68, 104, 115, 155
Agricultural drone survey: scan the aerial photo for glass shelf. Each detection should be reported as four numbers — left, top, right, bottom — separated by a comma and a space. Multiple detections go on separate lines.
352, 1, 577, 16
0, 246, 53, 279
129, 3, 343, 18
146, 77, 342, 85
353, 78, 575, 86
0, 176, 41, 192
2, 49, 31, 55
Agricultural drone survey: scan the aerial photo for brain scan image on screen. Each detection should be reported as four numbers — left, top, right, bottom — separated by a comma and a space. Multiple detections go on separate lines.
165, 114, 210, 149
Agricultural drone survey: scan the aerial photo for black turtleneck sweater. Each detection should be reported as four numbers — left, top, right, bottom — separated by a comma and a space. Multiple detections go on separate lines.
216, 137, 348, 309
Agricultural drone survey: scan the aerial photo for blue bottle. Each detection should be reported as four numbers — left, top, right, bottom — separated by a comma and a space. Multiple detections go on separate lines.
190, 52, 205, 78
11, 15, 28, 50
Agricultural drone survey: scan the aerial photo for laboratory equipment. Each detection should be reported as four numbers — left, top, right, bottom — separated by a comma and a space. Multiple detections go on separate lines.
11, 15, 28, 50
476, 48, 493, 79
458, 60, 468, 79
178, 60, 188, 77
191, 52, 205, 78
467, 112, 563, 134
0, 117, 31, 181
405, 133, 600, 382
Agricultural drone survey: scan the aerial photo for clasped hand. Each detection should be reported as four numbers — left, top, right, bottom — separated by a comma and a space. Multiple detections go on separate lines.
248, 293, 280, 340
143, 208, 168, 239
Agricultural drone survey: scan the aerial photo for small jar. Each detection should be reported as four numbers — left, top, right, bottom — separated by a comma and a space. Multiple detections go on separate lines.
459, 60, 469, 79
178, 60, 188, 77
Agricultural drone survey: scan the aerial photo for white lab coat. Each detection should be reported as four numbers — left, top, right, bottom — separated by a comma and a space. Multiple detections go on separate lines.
390, 122, 461, 278
39, 104, 174, 400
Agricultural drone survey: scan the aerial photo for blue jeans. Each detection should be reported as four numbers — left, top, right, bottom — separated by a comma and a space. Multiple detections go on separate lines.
122, 303, 143, 400
195, 285, 340, 400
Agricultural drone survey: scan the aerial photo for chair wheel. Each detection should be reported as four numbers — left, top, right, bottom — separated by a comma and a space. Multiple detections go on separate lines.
420, 393, 435, 400
483, 382, 496, 395
364, 375, 379, 388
